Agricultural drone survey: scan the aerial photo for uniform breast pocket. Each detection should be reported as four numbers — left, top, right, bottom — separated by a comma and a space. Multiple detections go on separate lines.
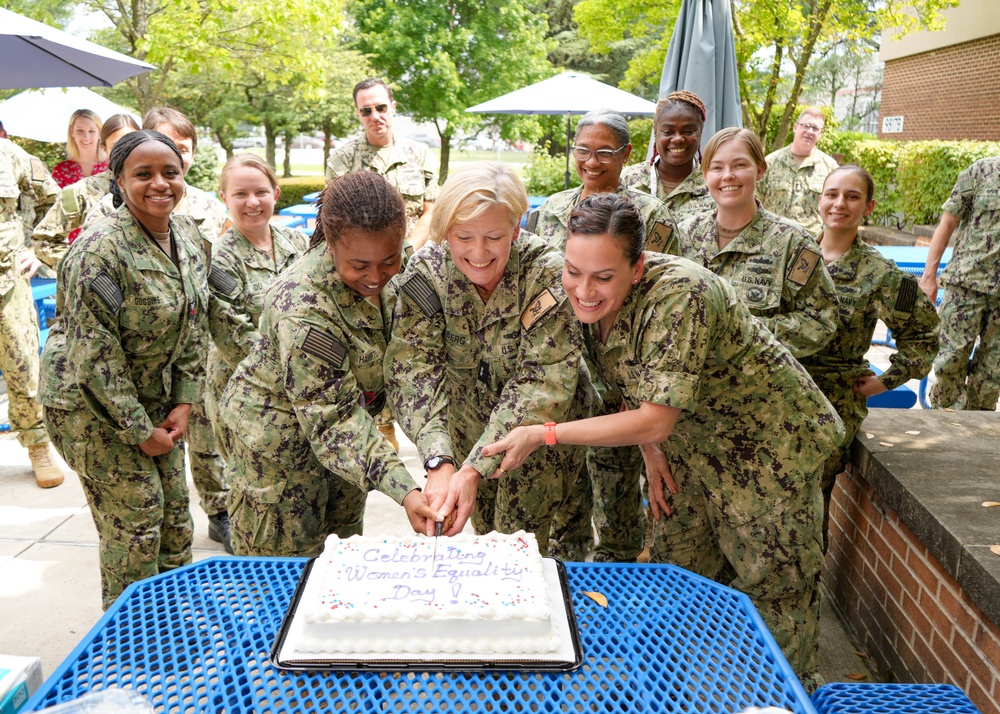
396, 168, 426, 200
736, 278, 780, 316
972, 192, 1000, 222
119, 274, 184, 352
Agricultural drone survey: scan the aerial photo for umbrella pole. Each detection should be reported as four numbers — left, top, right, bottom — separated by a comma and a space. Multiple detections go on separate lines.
564, 112, 571, 190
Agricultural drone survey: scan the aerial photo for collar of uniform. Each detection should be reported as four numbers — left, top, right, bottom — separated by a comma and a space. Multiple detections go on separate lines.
543, 186, 585, 228
228, 227, 281, 272
713, 202, 767, 257
360, 137, 408, 171
652, 156, 708, 199
822, 236, 865, 281
116, 202, 183, 275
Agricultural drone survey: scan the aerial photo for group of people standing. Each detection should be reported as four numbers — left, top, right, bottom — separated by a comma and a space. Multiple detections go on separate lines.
2, 74, 992, 691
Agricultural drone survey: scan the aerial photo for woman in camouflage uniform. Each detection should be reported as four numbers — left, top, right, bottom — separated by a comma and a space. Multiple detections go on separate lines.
478, 193, 844, 686
677, 127, 839, 361
220, 172, 435, 557
621, 91, 715, 222
799, 166, 939, 549
204, 154, 309, 461
385, 163, 591, 553
40, 131, 209, 609
31, 113, 139, 253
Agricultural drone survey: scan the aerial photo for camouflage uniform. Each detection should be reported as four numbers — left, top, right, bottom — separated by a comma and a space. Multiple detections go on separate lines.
204, 224, 309, 460
757, 146, 839, 234
527, 183, 675, 560
91, 181, 229, 514
622, 158, 716, 222
385, 234, 592, 555
40, 205, 209, 609
0, 138, 59, 449
325, 136, 439, 237
31, 172, 112, 265
528, 183, 677, 254
219, 245, 416, 557
590, 252, 843, 680
800, 239, 939, 547
677, 207, 839, 360
930, 156, 1000, 410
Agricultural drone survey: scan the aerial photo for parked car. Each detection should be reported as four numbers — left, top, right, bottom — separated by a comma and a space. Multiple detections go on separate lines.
233, 136, 265, 149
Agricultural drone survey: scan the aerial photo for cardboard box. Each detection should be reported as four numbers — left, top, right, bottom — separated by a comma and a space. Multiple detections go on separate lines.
0, 656, 43, 714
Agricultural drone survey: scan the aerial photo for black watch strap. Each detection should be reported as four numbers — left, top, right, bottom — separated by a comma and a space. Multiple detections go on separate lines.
424, 455, 456, 471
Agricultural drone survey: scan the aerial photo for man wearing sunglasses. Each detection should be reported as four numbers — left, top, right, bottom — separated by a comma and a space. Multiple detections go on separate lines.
325, 78, 438, 252
757, 106, 839, 234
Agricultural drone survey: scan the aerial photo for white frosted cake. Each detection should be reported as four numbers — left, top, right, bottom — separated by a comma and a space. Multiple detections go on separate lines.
296, 530, 559, 656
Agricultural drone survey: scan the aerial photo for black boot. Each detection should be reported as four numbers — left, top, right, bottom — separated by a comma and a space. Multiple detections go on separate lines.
208, 511, 234, 555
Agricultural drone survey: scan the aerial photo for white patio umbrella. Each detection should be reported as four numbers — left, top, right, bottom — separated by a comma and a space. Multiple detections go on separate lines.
0, 8, 154, 90
0, 87, 139, 143
467, 72, 657, 188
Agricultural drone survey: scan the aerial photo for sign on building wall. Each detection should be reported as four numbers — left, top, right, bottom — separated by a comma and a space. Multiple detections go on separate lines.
882, 116, 905, 133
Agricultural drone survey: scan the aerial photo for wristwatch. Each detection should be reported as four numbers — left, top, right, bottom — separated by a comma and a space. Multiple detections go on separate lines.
424, 455, 456, 471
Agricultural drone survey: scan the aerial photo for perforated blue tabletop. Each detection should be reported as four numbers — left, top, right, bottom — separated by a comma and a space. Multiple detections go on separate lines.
26, 557, 817, 713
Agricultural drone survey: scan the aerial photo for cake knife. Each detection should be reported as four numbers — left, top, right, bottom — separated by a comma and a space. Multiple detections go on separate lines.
431, 520, 442, 568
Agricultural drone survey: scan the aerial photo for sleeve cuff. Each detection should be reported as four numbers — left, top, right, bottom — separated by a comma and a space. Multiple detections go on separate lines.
878, 367, 908, 392
172, 380, 201, 404
415, 430, 454, 467
116, 415, 155, 445
382, 466, 421, 506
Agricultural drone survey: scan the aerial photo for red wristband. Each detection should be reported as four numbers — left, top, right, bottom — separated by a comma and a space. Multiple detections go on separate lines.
544, 422, 557, 446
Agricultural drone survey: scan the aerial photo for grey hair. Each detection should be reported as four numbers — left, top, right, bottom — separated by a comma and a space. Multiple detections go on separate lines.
574, 108, 631, 147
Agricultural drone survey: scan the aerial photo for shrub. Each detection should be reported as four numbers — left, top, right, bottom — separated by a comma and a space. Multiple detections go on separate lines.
523, 143, 580, 197
276, 177, 326, 211
627, 118, 653, 166
894, 140, 1000, 226
10, 138, 65, 168
185, 142, 221, 193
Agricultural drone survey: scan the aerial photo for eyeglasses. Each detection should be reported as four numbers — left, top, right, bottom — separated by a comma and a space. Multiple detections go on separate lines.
358, 104, 390, 118
796, 122, 824, 134
571, 145, 627, 163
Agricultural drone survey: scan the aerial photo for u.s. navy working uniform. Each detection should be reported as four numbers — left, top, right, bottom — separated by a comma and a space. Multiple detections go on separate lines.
591, 252, 844, 682
758, 146, 839, 234
220, 245, 418, 557
800, 237, 939, 548
930, 156, 1000, 410
40, 205, 209, 609
385, 233, 592, 554
622, 159, 715, 223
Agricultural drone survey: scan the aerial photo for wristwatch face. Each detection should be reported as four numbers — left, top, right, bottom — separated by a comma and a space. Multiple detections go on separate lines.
424, 455, 454, 470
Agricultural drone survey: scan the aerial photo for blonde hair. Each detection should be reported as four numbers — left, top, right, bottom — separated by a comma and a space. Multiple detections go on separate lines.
219, 153, 279, 195
702, 127, 768, 173
430, 163, 527, 242
66, 109, 104, 162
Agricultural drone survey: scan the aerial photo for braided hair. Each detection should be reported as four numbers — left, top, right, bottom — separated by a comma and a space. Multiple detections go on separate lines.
652, 91, 707, 164
310, 171, 406, 249
107, 130, 183, 209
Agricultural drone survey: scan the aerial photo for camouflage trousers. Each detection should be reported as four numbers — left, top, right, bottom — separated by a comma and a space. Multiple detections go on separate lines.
811, 372, 869, 552
548, 444, 646, 562
225, 431, 367, 558
649, 457, 824, 680
186, 394, 227, 516
0, 277, 47, 447
44, 405, 193, 610
931, 284, 1000, 411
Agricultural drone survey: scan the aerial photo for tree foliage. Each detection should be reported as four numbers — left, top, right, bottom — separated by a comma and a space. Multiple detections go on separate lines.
574, 0, 957, 150
350, 0, 553, 179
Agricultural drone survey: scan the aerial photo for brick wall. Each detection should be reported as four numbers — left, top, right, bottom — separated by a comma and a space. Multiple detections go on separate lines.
879, 33, 1000, 140
824, 465, 1000, 714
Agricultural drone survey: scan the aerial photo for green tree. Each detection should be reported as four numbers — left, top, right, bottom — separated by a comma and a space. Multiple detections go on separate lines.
82, 0, 344, 113
351, 0, 553, 180
573, 0, 957, 149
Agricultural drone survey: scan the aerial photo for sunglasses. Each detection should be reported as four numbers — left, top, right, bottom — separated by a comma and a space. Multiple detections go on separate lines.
358, 104, 390, 118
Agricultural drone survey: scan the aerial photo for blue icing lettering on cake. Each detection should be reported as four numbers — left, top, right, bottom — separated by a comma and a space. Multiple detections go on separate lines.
296, 530, 558, 655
